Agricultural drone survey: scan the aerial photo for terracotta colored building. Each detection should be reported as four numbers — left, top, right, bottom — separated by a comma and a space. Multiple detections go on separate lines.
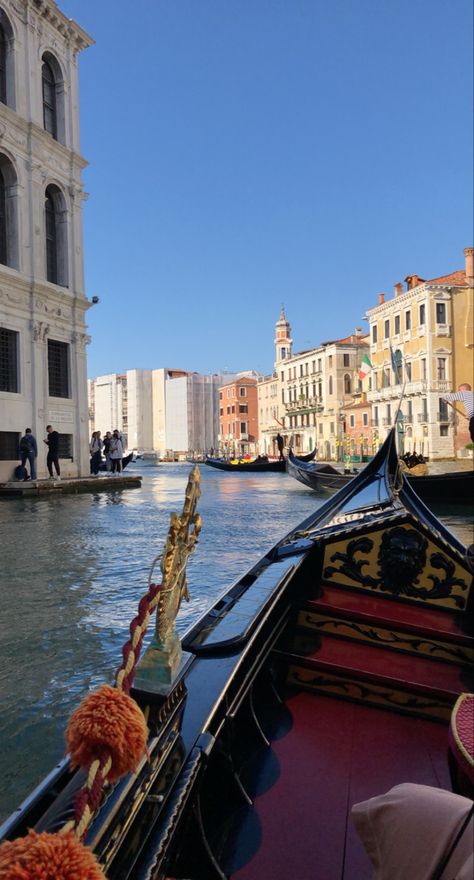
340, 397, 373, 461
218, 377, 259, 458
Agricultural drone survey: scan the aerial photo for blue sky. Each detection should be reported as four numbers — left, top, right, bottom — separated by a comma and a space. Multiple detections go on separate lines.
59, 0, 473, 378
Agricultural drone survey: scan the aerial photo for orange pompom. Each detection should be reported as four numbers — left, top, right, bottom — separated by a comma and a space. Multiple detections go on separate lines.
66, 684, 148, 781
0, 830, 105, 879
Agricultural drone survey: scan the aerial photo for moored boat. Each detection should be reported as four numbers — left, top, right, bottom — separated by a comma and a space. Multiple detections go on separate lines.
205, 456, 286, 472
96, 451, 134, 473
205, 448, 316, 473
1, 430, 473, 879
287, 446, 474, 505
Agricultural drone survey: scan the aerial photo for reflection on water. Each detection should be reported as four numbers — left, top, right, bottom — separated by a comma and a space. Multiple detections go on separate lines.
0, 462, 472, 822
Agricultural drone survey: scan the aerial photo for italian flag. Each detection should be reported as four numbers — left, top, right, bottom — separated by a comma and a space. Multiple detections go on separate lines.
359, 354, 373, 380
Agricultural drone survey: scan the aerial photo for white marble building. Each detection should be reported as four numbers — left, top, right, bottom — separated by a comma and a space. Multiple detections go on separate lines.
88, 369, 154, 452
89, 368, 227, 456
156, 370, 235, 458
0, 0, 93, 479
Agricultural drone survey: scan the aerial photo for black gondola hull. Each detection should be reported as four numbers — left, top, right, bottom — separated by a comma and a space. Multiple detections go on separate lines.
287, 449, 474, 505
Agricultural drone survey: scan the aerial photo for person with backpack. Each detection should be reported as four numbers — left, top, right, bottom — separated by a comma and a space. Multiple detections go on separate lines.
19, 429, 38, 480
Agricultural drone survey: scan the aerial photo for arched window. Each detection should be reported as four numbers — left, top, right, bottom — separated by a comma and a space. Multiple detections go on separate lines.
344, 373, 352, 394
0, 154, 18, 268
42, 58, 57, 138
45, 190, 57, 282
45, 185, 68, 287
0, 25, 6, 105
0, 11, 15, 109
0, 166, 5, 264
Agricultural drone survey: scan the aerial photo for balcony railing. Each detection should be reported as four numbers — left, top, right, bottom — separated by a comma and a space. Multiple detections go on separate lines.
430, 380, 452, 392
404, 381, 425, 395
284, 397, 324, 413
436, 413, 455, 423
417, 413, 428, 423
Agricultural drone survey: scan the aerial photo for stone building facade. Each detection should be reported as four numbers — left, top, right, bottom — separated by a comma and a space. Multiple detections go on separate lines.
0, 0, 93, 479
218, 375, 259, 458
282, 330, 370, 460
88, 369, 154, 453
365, 247, 474, 459
258, 310, 370, 460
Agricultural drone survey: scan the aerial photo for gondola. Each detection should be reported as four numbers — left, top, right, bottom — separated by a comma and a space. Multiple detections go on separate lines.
95, 451, 134, 473
1, 430, 473, 880
205, 448, 316, 473
287, 447, 474, 505
205, 456, 286, 472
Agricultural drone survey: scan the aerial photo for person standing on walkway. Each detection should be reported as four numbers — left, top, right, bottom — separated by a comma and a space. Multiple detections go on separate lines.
103, 431, 112, 471
109, 429, 123, 474
19, 428, 38, 480
89, 431, 103, 475
443, 384, 474, 443
44, 425, 61, 479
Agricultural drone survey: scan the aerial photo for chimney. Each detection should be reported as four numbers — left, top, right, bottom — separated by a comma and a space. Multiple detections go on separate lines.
464, 247, 474, 285
379, 292, 385, 305
355, 327, 361, 338
394, 282, 404, 297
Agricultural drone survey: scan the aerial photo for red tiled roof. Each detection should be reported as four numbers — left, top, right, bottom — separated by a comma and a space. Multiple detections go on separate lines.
426, 269, 466, 286
341, 400, 371, 410
321, 334, 370, 346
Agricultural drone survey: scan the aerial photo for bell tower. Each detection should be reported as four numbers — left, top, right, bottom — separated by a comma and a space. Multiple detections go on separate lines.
274, 306, 293, 368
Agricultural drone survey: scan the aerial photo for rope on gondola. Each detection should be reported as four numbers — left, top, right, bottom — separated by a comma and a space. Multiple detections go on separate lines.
0, 578, 164, 879
0, 468, 201, 878
63, 578, 164, 835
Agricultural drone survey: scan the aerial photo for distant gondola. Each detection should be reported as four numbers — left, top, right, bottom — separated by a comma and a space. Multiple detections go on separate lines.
205, 448, 316, 473
96, 451, 134, 473
205, 456, 286, 472
287, 446, 474, 504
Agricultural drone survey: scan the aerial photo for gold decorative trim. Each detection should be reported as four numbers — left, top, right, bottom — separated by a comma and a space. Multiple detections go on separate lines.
297, 610, 474, 667
287, 664, 453, 722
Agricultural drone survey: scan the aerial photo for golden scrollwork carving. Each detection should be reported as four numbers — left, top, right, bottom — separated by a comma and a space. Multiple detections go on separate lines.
156, 466, 202, 643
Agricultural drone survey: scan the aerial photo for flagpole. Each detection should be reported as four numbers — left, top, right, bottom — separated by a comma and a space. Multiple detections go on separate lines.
391, 343, 407, 458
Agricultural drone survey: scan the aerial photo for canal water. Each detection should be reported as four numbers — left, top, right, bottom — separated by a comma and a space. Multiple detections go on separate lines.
0, 460, 472, 823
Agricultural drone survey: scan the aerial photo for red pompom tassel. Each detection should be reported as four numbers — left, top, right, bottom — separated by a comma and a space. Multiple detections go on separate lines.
0, 830, 105, 879
66, 684, 148, 781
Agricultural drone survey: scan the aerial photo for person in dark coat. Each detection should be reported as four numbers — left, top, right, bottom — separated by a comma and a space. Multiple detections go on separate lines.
44, 425, 61, 479
19, 428, 38, 480
276, 433, 285, 461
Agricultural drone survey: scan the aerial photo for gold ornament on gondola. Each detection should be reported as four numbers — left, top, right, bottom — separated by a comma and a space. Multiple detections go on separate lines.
134, 467, 202, 692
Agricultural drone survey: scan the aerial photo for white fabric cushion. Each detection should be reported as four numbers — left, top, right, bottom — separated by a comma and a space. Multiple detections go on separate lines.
351, 783, 473, 879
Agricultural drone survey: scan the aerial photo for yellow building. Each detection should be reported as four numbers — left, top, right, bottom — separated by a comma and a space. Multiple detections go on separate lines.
258, 309, 369, 460
365, 247, 473, 459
